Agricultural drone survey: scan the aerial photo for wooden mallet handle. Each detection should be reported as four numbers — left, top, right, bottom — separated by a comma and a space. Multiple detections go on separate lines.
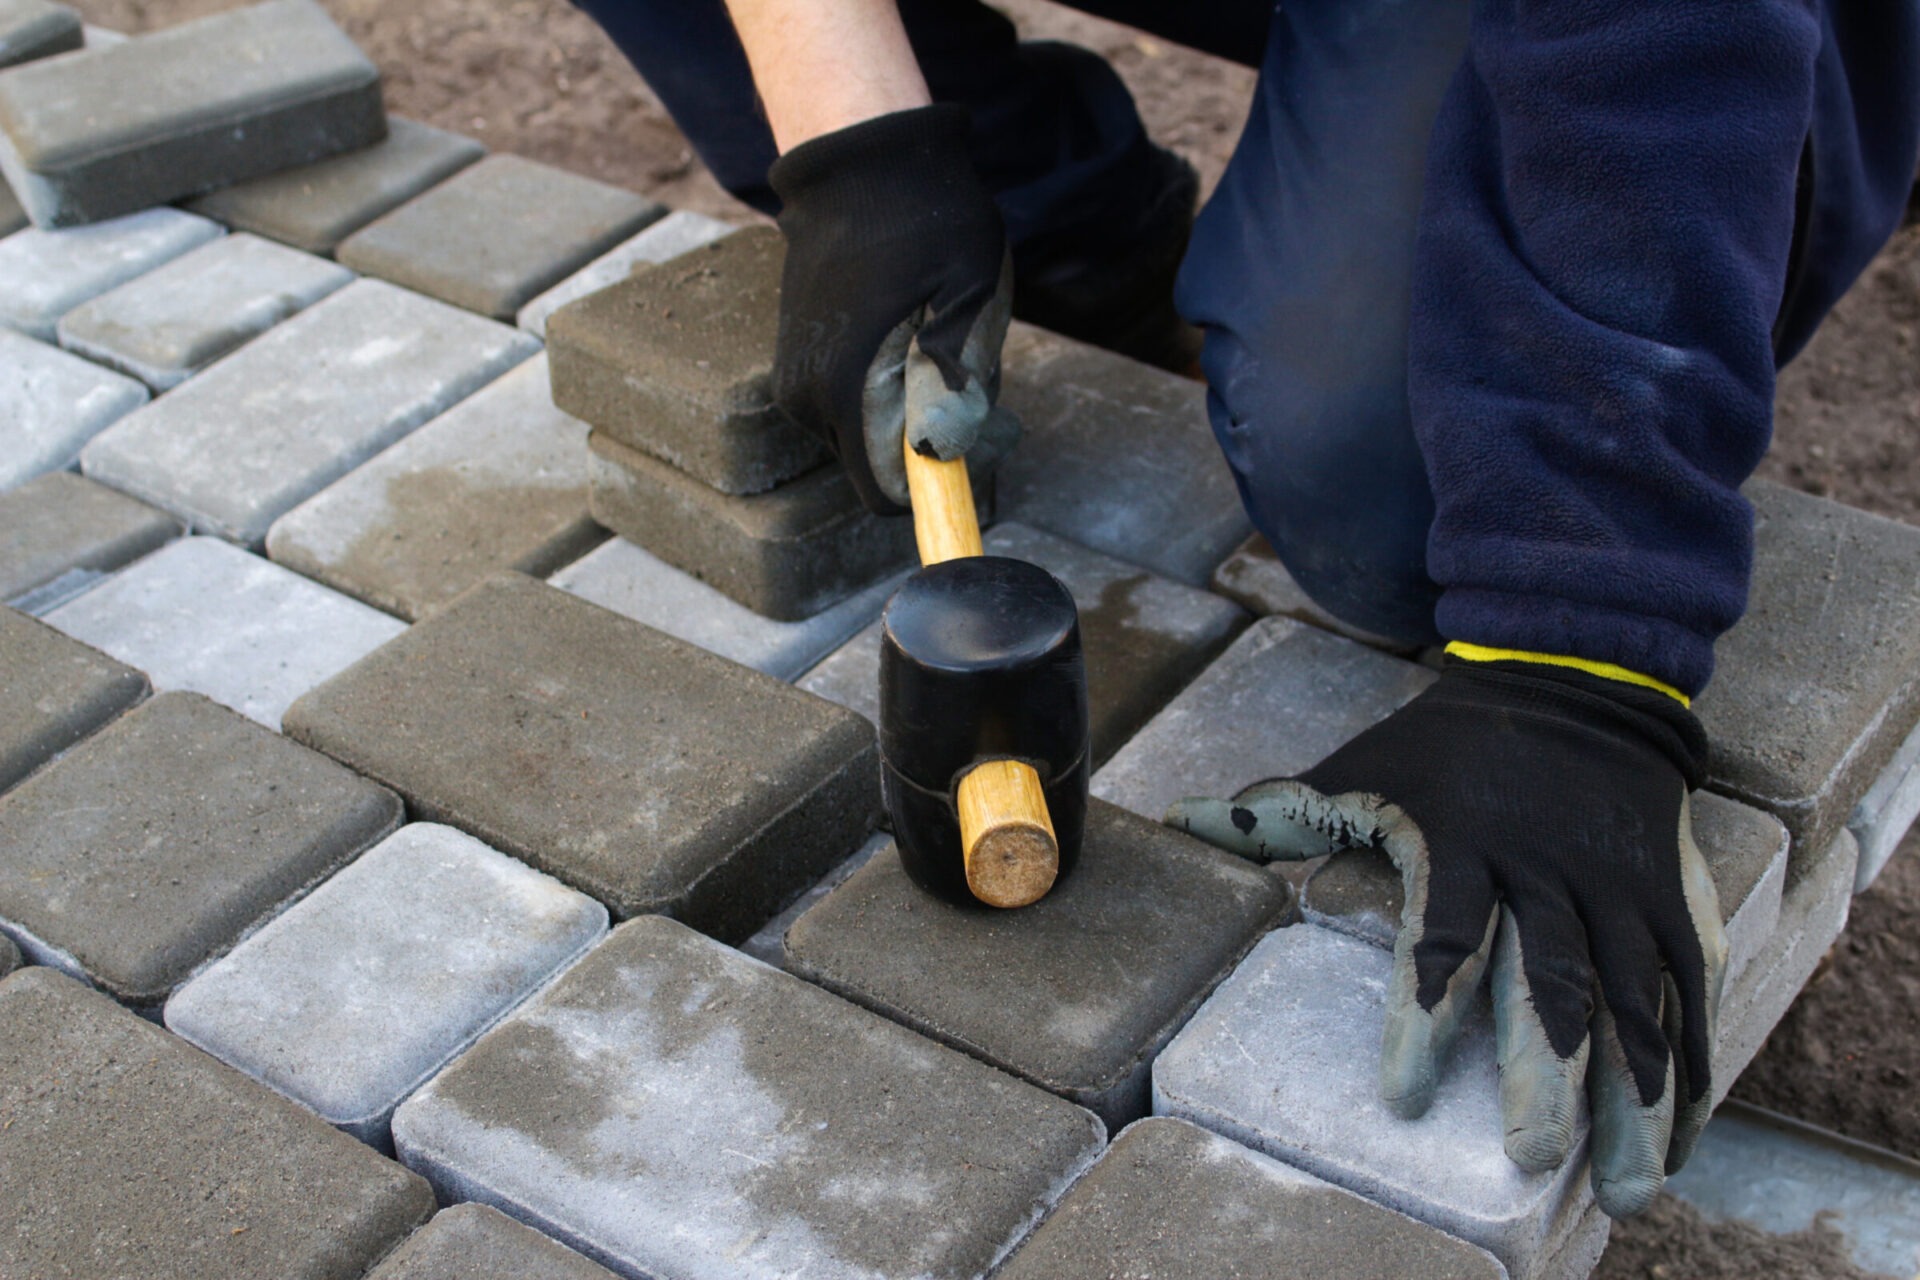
902, 437, 1059, 909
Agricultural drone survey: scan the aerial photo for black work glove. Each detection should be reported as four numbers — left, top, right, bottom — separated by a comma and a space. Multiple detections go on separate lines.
769, 104, 1016, 515
1166, 655, 1728, 1220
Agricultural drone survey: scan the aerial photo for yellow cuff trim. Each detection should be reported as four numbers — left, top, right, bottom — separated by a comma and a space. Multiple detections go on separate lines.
1444, 642, 1690, 708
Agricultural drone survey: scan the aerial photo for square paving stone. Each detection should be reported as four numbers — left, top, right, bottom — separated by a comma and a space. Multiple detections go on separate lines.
548, 225, 828, 495
0, 603, 145, 793
996, 321, 1251, 586
166, 822, 607, 1149
1850, 716, 1920, 891
368, 1204, 619, 1280
0, 470, 179, 612
267, 354, 603, 621
0, 205, 221, 338
57, 230, 353, 389
0, 691, 401, 1010
46, 535, 406, 729
0, 0, 384, 228
391, 914, 1106, 1280
1211, 531, 1420, 654
0, 0, 80, 69
185, 116, 485, 256
0, 966, 434, 1280
0, 325, 147, 486
337, 154, 664, 321
784, 798, 1293, 1128
80, 278, 538, 547
517, 207, 735, 340
997, 1116, 1509, 1280
283, 572, 881, 939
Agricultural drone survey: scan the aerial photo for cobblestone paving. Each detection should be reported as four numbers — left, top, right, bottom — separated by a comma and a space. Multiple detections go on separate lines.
0, 10, 1914, 1277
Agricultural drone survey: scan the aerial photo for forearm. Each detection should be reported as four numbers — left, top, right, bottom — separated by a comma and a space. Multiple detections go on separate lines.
724, 0, 930, 152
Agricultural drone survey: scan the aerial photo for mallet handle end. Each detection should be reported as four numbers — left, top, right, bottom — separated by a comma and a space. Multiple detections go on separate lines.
958, 758, 1059, 909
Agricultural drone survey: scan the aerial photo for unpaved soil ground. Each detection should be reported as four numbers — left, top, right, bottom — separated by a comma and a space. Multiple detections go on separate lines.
64, 1, 1920, 1272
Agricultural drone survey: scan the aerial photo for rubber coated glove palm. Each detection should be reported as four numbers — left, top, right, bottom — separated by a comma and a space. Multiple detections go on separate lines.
1166, 656, 1728, 1219
769, 104, 1015, 515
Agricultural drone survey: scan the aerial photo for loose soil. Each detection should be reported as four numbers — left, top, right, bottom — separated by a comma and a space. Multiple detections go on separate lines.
59, 0, 1920, 1271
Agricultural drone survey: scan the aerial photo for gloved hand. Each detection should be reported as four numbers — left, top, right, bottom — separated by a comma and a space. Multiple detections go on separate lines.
1165, 651, 1729, 1219
768, 103, 1015, 515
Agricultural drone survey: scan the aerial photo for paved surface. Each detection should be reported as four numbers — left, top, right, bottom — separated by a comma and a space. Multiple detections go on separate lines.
0, 470, 178, 611
0, 602, 145, 792
367, 1203, 620, 1280
0, 206, 222, 339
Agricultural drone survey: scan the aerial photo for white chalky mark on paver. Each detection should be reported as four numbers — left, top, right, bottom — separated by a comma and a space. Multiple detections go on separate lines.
0, 328, 149, 488
0, 209, 223, 339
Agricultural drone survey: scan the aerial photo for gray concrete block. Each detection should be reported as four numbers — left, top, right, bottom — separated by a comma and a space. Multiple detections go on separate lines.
0, 326, 147, 486
1697, 480, 1920, 871
368, 1204, 619, 1280
785, 799, 1292, 1129
267, 353, 603, 621
517, 208, 734, 340
1093, 616, 1437, 822
0, 691, 401, 1010
998, 1116, 1510, 1280
996, 321, 1251, 586
392, 914, 1105, 1280
0, 0, 80, 69
57, 231, 353, 389
0, 931, 16, 976
0, 205, 221, 338
1152, 924, 1595, 1279
550, 535, 902, 681
0, 172, 23, 234
166, 823, 607, 1150
0, 966, 434, 1280
0, 470, 179, 612
0, 0, 384, 228
283, 572, 881, 939
737, 830, 888, 967
78, 22, 124, 46
46, 536, 406, 729
185, 116, 485, 256
0, 603, 145, 792
1211, 531, 1421, 654
548, 225, 827, 495
337, 154, 664, 321
79, 278, 538, 548
1849, 713, 1920, 892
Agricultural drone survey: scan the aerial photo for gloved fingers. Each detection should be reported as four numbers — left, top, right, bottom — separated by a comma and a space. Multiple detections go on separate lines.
1163, 778, 1389, 863
1381, 897, 1497, 1119
859, 317, 918, 508
1661, 971, 1711, 1175
904, 338, 989, 462
1662, 793, 1727, 1174
914, 248, 1014, 404
1586, 992, 1676, 1218
1491, 905, 1590, 1173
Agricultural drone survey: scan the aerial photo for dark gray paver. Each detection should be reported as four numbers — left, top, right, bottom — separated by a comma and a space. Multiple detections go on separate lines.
996, 321, 1251, 586
368, 1204, 619, 1280
518, 208, 734, 339
0, 470, 179, 612
0, 604, 145, 793
79, 278, 538, 548
0, 966, 434, 1280
0, 932, 16, 976
738, 829, 888, 966
1851, 715, 1920, 891
337, 154, 663, 321
0, 0, 383, 228
267, 353, 603, 621
0, 691, 401, 1010
392, 915, 1105, 1280
0, 171, 23, 233
56, 230, 353, 389
998, 1117, 1510, 1280
548, 225, 828, 495
185, 116, 485, 256
0, 205, 222, 339
0, 0, 80, 69
1211, 531, 1421, 654
0, 326, 148, 487
785, 799, 1291, 1127
284, 572, 880, 939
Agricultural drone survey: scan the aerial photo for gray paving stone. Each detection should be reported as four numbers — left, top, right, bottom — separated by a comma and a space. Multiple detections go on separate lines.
57, 230, 353, 389
185, 116, 485, 256
166, 823, 607, 1150
548, 225, 827, 495
1697, 480, 1920, 872
0, 470, 178, 612
267, 354, 602, 621
0, 0, 383, 228
998, 1116, 1510, 1280
368, 1204, 619, 1280
337, 154, 663, 321
1211, 531, 1421, 654
785, 799, 1292, 1128
46, 535, 406, 729
0, 603, 145, 792
0, 172, 22, 233
1152, 923, 1601, 1279
0, 205, 221, 338
284, 572, 881, 939
80, 278, 538, 547
0, 966, 434, 1280
0, 931, 16, 976
996, 321, 1251, 586
550, 535, 902, 681
0, 691, 400, 1011
1093, 616, 1437, 821
517, 208, 735, 340
78, 22, 123, 46
1850, 713, 1920, 892
737, 830, 888, 967
0, 326, 147, 486
0, 0, 80, 69
392, 914, 1105, 1280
